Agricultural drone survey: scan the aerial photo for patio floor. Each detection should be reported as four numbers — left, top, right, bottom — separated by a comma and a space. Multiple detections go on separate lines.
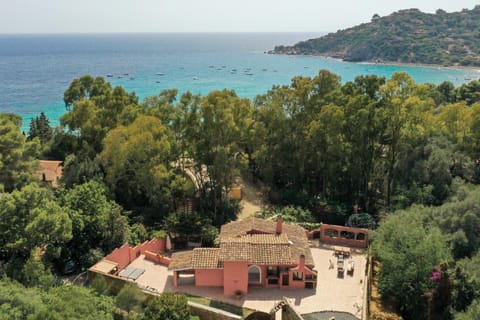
124, 243, 367, 318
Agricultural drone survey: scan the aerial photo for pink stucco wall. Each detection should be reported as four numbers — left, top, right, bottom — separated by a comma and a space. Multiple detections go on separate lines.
223, 261, 248, 296
139, 238, 166, 253
104, 244, 132, 270
104, 238, 167, 270
259, 265, 268, 286
195, 269, 224, 286
288, 275, 306, 288
288, 256, 317, 289
144, 250, 171, 266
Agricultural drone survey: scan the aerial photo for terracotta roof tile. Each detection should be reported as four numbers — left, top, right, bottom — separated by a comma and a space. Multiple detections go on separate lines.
219, 218, 314, 266
168, 251, 193, 271
170, 217, 315, 270
36, 160, 63, 187
192, 248, 222, 269
223, 233, 289, 244
219, 234, 294, 265
219, 242, 251, 262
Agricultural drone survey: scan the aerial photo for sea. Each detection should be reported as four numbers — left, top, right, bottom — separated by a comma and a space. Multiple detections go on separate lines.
0, 33, 479, 131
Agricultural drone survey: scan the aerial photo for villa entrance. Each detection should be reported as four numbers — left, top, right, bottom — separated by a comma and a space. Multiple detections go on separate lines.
248, 265, 261, 284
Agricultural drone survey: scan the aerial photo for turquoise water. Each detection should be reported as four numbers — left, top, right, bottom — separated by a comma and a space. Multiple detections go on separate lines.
0, 33, 478, 130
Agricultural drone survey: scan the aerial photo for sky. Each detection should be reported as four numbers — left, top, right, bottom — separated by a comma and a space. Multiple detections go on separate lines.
0, 0, 479, 34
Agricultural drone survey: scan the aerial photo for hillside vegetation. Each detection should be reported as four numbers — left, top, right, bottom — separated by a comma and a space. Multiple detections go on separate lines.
272, 6, 480, 66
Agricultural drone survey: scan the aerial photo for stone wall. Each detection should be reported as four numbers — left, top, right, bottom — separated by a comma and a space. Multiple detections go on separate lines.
188, 301, 242, 320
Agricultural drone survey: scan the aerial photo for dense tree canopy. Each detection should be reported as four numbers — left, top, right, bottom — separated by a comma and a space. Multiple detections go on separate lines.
28, 112, 53, 144
0, 184, 72, 277
143, 293, 191, 320
0, 114, 39, 192
51, 71, 480, 221
0, 278, 115, 320
61, 75, 139, 156
373, 183, 480, 319
372, 206, 451, 318
59, 180, 130, 267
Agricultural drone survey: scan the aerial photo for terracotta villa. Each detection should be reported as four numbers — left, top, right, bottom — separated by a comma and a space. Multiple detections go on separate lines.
168, 216, 317, 296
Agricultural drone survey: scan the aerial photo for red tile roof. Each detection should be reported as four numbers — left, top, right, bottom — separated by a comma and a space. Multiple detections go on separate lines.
192, 248, 222, 269
168, 251, 194, 271
169, 217, 314, 270
218, 233, 292, 264
219, 217, 314, 266
36, 160, 63, 187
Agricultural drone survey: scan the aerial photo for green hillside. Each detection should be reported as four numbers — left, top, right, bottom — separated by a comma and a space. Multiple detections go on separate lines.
271, 6, 480, 66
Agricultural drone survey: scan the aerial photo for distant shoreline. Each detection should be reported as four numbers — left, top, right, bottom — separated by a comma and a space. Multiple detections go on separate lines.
268, 52, 480, 73
357, 60, 480, 73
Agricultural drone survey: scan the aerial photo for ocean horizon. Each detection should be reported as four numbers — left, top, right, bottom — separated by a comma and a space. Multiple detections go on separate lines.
0, 32, 478, 131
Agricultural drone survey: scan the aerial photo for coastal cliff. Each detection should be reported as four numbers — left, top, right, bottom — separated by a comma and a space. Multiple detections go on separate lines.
270, 6, 480, 67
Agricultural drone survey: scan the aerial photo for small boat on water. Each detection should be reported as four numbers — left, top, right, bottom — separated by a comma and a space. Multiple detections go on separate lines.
106, 74, 114, 77
193, 77, 199, 80
156, 72, 165, 76
123, 73, 129, 76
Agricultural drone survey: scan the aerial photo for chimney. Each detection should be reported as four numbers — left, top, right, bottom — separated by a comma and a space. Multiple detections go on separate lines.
276, 215, 283, 234
299, 254, 305, 269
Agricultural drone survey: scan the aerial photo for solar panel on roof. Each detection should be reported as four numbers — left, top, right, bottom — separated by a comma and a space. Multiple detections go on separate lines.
128, 268, 145, 280
118, 266, 135, 278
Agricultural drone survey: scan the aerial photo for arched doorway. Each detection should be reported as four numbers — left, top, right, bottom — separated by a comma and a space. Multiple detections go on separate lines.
248, 265, 261, 284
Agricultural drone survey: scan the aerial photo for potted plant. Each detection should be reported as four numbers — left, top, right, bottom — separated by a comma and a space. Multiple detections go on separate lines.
234, 290, 243, 299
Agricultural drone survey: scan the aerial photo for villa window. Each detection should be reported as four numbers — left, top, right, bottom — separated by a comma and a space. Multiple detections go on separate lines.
292, 272, 303, 281
248, 265, 261, 284
267, 266, 279, 277
305, 274, 316, 280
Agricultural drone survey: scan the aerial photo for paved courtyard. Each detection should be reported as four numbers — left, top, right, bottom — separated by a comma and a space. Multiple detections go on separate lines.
125, 243, 367, 318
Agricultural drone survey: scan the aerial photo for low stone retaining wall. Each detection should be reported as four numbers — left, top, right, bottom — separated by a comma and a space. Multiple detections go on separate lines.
188, 301, 242, 320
